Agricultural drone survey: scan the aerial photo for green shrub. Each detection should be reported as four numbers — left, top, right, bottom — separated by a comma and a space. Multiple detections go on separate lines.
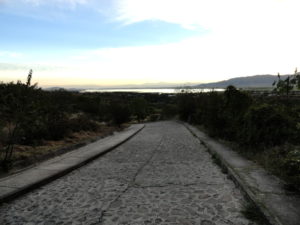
149, 113, 161, 121
240, 104, 293, 148
161, 104, 177, 119
75, 94, 106, 120
131, 97, 148, 122
109, 103, 131, 127
284, 149, 300, 178
222, 86, 252, 140
177, 93, 196, 121
68, 114, 99, 132
200, 92, 226, 137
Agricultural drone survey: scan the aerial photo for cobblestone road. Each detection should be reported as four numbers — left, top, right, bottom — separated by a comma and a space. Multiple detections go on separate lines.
0, 121, 255, 225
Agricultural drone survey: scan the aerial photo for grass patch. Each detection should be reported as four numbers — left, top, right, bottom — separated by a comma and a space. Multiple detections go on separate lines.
211, 153, 228, 174
0, 124, 125, 176
241, 202, 269, 225
217, 139, 300, 192
236, 145, 300, 192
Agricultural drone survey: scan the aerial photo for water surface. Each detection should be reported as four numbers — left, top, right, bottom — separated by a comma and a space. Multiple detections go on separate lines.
82, 88, 224, 94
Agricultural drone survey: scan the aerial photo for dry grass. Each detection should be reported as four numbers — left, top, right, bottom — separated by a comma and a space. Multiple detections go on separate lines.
220, 139, 300, 191
195, 125, 300, 191
3, 124, 127, 172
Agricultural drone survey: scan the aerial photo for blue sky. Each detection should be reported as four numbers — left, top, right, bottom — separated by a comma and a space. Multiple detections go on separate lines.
1, 0, 300, 86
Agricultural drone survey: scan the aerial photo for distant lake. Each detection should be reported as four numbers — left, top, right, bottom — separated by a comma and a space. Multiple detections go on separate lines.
82, 88, 225, 94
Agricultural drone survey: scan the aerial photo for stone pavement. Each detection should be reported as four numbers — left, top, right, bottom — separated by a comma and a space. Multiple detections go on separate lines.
0, 121, 256, 225
184, 123, 300, 225
0, 124, 144, 204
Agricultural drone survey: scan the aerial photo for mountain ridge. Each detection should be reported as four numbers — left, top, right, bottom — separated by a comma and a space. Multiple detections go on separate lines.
194, 74, 289, 88
43, 74, 291, 90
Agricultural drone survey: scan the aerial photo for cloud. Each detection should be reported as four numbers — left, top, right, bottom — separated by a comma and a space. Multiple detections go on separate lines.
23, 0, 89, 7
2, 34, 299, 86
0, 0, 90, 10
113, 0, 300, 34
0, 62, 63, 71
61, 31, 300, 84
66, 0, 300, 83
0, 62, 69, 85
2, 0, 300, 86
0, 51, 23, 58
92, 0, 300, 82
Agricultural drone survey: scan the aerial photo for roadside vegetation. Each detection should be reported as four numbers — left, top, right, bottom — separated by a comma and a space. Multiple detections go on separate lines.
178, 70, 300, 190
2, 69, 299, 190
241, 202, 268, 225
0, 71, 177, 172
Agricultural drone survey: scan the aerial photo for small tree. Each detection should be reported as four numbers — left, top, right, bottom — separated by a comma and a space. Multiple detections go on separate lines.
0, 70, 36, 171
223, 85, 252, 140
240, 103, 293, 148
290, 68, 300, 89
131, 97, 147, 122
109, 103, 131, 127
177, 93, 196, 122
273, 68, 300, 96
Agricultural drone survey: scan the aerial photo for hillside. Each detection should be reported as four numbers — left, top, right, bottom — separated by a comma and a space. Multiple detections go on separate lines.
195, 75, 289, 88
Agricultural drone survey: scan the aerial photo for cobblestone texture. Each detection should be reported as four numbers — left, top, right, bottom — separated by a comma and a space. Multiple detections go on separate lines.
0, 121, 256, 225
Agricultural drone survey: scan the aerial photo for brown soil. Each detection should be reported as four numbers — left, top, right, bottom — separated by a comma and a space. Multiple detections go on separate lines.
1, 124, 128, 176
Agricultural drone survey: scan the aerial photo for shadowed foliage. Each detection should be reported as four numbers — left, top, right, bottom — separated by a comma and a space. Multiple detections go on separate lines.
177, 85, 300, 189
0, 72, 178, 170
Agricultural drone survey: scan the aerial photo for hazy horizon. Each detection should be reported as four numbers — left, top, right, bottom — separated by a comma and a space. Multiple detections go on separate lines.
41, 81, 200, 89
1, 0, 300, 86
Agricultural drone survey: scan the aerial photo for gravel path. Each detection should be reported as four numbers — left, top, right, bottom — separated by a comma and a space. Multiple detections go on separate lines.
0, 121, 256, 225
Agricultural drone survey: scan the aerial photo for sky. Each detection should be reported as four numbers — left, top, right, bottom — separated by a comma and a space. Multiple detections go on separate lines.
0, 0, 300, 87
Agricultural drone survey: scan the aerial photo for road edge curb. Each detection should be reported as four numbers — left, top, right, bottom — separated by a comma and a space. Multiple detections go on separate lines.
0, 124, 145, 205
182, 122, 280, 225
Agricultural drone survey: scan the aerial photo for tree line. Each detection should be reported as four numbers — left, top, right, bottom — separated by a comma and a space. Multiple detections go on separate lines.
1, 69, 299, 189
178, 83, 300, 189
0, 71, 176, 170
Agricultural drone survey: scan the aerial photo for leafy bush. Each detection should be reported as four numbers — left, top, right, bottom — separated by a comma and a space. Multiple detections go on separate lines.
177, 85, 300, 189
131, 97, 147, 122
68, 114, 99, 133
222, 86, 252, 140
177, 86, 296, 148
177, 93, 196, 121
240, 104, 293, 148
149, 113, 161, 121
75, 94, 106, 120
199, 92, 226, 137
161, 104, 177, 119
109, 103, 131, 127
283, 149, 300, 187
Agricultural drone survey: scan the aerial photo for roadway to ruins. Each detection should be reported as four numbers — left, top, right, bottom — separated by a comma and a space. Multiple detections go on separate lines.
0, 121, 256, 225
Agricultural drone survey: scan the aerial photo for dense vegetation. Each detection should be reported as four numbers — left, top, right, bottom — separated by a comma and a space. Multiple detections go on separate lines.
0, 71, 176, 170
178, 84, 300, 189
1, 70, 299, 190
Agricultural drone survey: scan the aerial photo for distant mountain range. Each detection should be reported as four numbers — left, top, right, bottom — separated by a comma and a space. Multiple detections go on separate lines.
195, 75, 289, 88
43, 82, 199, 90
44, 74, 291, 91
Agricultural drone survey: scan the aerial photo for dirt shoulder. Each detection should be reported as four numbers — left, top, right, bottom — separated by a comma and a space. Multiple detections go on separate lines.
0, 124, 128, 178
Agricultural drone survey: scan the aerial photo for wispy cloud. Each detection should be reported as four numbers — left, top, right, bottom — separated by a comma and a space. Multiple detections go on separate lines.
2, 0, 300, 86
102, 0, 300, 80
23, 0, 89, 7
62, 32, 300, 83
0, 62, 63, 71
0, 0, 90, 10
0, 51, 23, 58
113, 0, 300, 34
0, 62, 69, 85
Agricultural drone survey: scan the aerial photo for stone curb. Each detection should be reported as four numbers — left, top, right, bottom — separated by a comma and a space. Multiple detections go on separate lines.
183, 122, 300, 225
0, 124, 145, 204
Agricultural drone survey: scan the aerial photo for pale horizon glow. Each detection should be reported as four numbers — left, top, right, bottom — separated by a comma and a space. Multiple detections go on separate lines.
1, 0, 300, 86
